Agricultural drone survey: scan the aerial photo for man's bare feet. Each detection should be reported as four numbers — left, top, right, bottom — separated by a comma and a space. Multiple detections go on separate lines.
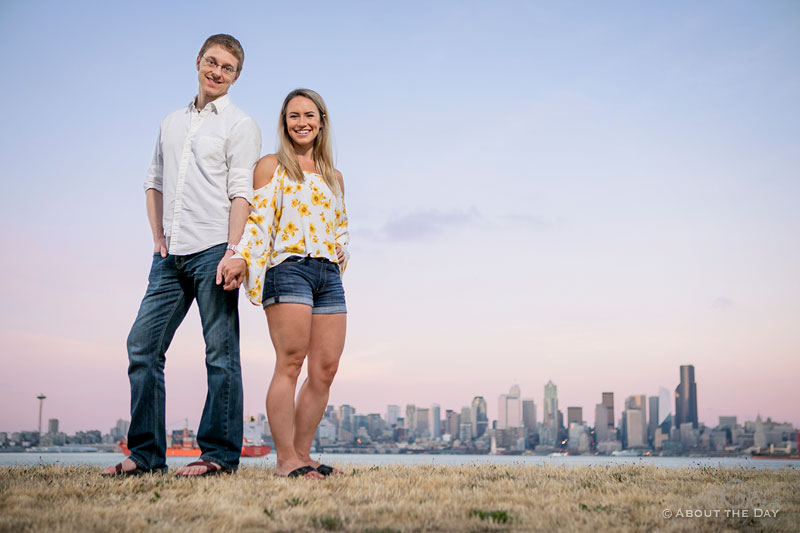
275, 458, 324, 479
102, 458, 140, 475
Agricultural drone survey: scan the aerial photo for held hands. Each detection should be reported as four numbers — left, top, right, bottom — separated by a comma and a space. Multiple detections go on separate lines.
217, 251, 247, 290
154, 235, 167, 258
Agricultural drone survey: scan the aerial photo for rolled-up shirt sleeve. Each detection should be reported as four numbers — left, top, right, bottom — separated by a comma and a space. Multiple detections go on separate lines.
226, 117, 262, 204
143, 127, 164, 192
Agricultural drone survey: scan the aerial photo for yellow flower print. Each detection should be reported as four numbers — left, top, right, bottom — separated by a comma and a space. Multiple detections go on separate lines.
312, 235, 319, 243
309, 223, 316, 234
285, 238, 306, 254
255, 238, 263, 246
257, 256, 267, 267
281, 232, 290, 241
324, 241, 335, 255
292, 198, 300, 208
294, 184, 302, 192
248, 288, 259, 299
258, 198, 269, 209
319, 213, 327, 224
283, 184, 295, 194
326, 221, 334, 234
249, 227, 258, 237
322, 200, 331, 209
285, 222, 298, 235
311, 192, 322, 206
298, 204, 310, 216
253, 194, 260, 203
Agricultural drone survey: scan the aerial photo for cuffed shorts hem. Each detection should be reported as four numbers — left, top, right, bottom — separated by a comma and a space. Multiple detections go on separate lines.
262, 295, 314, 308
312, 304, 347, 315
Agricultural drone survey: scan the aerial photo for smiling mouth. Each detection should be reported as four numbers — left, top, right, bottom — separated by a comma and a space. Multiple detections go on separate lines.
294, 129, 311, 135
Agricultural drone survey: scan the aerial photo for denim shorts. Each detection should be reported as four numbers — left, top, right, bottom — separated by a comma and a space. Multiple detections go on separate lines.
262, 255, 347, 314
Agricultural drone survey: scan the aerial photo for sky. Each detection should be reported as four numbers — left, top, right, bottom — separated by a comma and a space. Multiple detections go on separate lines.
1, 1, 798, 434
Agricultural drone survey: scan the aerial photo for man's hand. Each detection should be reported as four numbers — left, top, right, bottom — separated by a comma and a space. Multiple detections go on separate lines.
335, 245, 345, 264
154, 235, 167, 258
217, 252, 247, 290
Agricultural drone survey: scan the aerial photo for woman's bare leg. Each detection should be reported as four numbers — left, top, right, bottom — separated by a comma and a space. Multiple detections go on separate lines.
265, 303, 322, 478
294, 313, 346, 468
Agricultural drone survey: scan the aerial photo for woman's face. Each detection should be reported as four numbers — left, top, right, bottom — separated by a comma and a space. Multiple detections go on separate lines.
285, 96, 322, 148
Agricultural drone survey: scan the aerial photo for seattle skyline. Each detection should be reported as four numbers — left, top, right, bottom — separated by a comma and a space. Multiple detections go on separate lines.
1, 2, 798, 433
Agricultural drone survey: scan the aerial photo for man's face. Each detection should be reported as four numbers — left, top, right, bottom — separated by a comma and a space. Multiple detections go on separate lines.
196, 45, 240, 102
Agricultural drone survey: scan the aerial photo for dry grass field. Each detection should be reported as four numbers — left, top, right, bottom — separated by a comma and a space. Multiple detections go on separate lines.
1, 463, 797, 532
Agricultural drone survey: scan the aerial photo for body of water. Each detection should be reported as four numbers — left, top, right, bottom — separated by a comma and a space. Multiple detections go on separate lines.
1, 452, 797, 470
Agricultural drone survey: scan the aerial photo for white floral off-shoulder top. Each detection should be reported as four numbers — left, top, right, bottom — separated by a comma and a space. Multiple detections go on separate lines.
233, 165, 350, 305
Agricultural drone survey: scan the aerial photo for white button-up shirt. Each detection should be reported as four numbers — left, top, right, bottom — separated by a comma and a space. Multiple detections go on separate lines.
143, 94, 261, 255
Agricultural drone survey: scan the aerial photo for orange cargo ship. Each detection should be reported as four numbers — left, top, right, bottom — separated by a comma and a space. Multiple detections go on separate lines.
116, 428, 270, 457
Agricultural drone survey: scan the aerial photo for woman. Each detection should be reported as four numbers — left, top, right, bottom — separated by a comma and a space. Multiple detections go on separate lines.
228, 89, 349, 478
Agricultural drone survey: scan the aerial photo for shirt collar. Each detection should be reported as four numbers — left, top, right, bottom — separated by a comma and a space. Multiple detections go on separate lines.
188, 93, 231, 114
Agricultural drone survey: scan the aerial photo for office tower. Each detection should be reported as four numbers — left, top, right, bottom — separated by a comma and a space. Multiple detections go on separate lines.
648, 396, 658, 444
675, 365, 698, 429
625, 395, 647, 445
658, 386, 673, 432
405, 404, 417, 436
522, 398, 537, 430
567, 407, 582, 425
416, 408, 430, 439
47, 419, 58, 435
625, 409, 645, 447
602, 392, 615, 430
446, 410, 459, 437
339, 404, 355, 432
430, 404, 441, 439
367, 414, 383, 439
386, 405, 400, 427
718, 416, 737, 429
497, 385, 522, 429
594, 403, 609, 441
471, 396, 488, 438
460, 406, 473, 441
539, 380, 559, 446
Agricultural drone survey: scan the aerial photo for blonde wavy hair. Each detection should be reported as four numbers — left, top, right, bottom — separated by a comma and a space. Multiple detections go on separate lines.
276, 88, 340, 194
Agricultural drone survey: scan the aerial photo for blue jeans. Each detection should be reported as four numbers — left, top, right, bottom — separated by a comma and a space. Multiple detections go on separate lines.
126, 243, 243, 471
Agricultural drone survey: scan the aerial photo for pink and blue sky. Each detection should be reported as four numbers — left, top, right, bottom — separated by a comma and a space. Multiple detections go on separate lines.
1, 1, 798, 433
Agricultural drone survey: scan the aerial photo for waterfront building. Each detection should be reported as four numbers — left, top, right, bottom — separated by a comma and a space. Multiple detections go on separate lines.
594, 403, 609, 442
675, 364, 698, 429
497, 385, 522, 429
522, 398, 536, 430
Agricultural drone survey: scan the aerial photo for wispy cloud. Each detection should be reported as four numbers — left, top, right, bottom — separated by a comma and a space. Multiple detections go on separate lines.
379, 207, 482, 241
712, 297, 734, 309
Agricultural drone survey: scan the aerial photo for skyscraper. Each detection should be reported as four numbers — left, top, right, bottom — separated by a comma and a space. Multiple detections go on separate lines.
658, 386, 673, 432
675, 365, 698, 429
594, 403, 609, 441
648, 396, 659, 445
522, 398, 537, 430
602, 392, 615, 430
430, 404, 441, 439
540, 380, 559, 446
415, 408, 430, 439
405, 404, 417, 436
471, 396, 488, 438
567, 407, 583, 425
497, 385, 522, 429
386, 405, 400, 427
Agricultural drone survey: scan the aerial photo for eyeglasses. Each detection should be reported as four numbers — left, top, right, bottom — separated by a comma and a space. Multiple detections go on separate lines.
201, 56, 237, 76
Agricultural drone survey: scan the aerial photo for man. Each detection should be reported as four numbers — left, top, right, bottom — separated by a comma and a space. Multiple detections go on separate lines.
103, 34, 261, 477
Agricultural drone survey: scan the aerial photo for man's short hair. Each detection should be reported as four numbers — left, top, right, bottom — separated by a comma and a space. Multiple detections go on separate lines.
198, 34, 245, 72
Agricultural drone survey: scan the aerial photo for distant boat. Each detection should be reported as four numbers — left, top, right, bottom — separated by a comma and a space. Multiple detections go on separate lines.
116, 427, 270, 457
